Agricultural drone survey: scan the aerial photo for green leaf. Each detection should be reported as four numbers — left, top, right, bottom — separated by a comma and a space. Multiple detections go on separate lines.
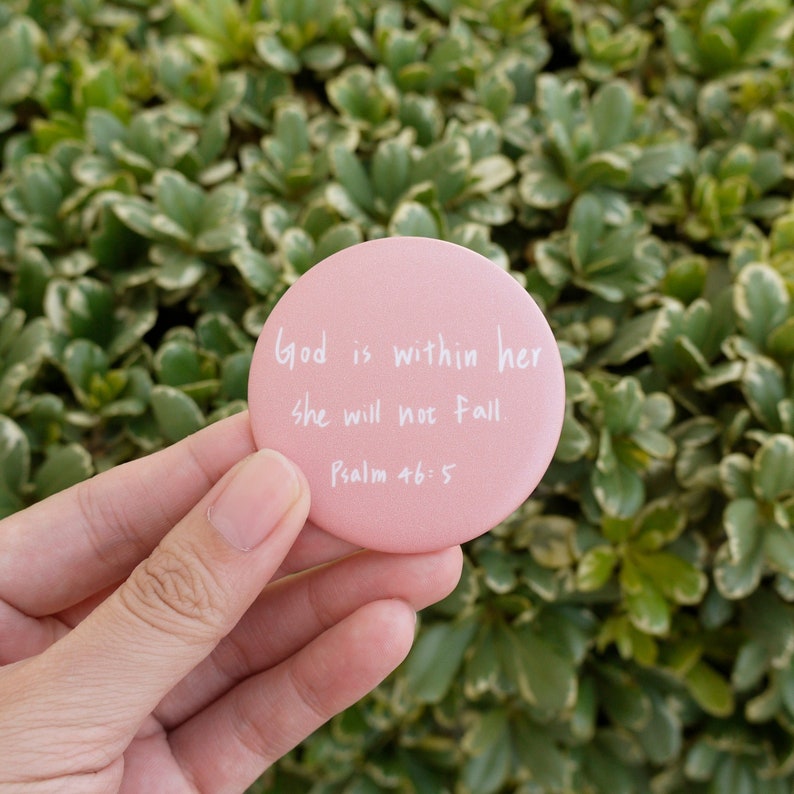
599, 311, 657, 365
634, 501, 687, 551
642, 392, 675, 430
715, 500, 766, 598
536, 73, 573, 128
734, 263, 789, 348
230, 247, 278, 295
64, 339, 109, 398
502, 622, 577, 712
629, 142, 696, 190
16, 156, 63, 219
603, 378, 644, 435
0, 415, 30, 507
201, 183, 247, 231
154, 169, 205, 236
371, 136, 412, 209
461, 709, 511, 794
622, 563, 670, 635
570, 675, 597, 740
570, 192, 604, 269
578, 151, 632, 190
152, 248, 207, 291
767, 317, 794, 358
742, 356, 785, 431
108, 297, 156, 362
742, 589, 794, 668
478, 547, 518, 592
469, 155, 515, 195
399, 93, 443, 146
720, 454, 754, 500
154, 340, 206, 386
591, 81, 634, 150
715, 547, 765, 601
33, 444, 93, 499
403, 618, 478, 703
764, 525, 794, 579
85, 108, 126, 155
313, 223, 363, 263
634, 551, 707, 605
112, 197, 159, 239
600, 668, 651, 729
752, 434, 794, 503
327, 65, 394, 128
684, 738, 720, 781
196, 225, 245, 255
464, 622, 500, 698
254, 34, 301, 74
723, 498, 765, 562
518, 168, 573, 209
9, 244, 53, 317
150, 385, 205, 443
4, 316, 51, 369
637, 693, 682, 764
0, 16, 41, 100
662, 255, 707, 302
591, 460, 645, 518
0, 362, 28, 412
513, 713, 572, 789
279, 228, 314, 274
580, 737, 637, 794
413, 137, 469, 204
302, 42, 345, 72
220, 351, 251, 401
556, 408, 591, 462
47, 277, 113, 345
330, 146, 376, 213
525, 515, 577, 569
602, 514, 633, 543
684, 660, 735, 717
732, 640, 769, 692
577, 545, 618, 591
632, 428, 675, 459
0, 108, 15, 133
196, 313, 250, 356
388, 201, 440, 238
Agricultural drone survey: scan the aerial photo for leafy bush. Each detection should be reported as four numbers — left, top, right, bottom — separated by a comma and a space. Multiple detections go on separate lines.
2, 0, 794, 791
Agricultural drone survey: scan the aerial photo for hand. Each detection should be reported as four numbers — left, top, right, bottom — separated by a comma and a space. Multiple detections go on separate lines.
0, 413, 462, 793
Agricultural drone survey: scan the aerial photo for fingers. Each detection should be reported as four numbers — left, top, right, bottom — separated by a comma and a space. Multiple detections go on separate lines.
0, 412, 257, 617
156, 545, 463, 727
170, 599, 417, 794
0, 600, 65, 664
271, 519, 359, 580
0, 449, 310, 776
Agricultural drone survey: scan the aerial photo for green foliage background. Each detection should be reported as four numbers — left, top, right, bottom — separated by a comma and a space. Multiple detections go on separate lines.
2, 0, 794, 791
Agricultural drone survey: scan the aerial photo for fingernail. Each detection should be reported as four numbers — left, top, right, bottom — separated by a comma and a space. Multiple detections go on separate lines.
208, 449, 302, 551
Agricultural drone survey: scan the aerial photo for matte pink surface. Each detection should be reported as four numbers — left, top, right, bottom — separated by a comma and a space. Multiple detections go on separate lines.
248, 237, 565, 553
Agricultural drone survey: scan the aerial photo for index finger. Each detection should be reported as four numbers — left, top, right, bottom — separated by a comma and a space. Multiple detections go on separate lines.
0, 412, 256, 616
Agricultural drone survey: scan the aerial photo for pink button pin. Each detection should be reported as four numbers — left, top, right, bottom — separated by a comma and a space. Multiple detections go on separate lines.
248, 237, 565, 553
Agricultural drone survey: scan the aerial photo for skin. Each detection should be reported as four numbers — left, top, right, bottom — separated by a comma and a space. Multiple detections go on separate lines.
0, 412, 463, 793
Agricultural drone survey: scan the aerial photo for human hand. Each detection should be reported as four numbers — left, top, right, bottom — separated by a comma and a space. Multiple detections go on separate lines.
0, 412, 462, 793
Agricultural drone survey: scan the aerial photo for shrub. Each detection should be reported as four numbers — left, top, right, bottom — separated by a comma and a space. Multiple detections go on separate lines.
2, 0, 794, 792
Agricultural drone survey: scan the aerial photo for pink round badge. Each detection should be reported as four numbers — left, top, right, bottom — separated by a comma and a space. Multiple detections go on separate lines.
248, 237, 565, 553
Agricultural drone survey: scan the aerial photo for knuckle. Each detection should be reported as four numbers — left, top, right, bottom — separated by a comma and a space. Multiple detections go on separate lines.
288, 661, 330, 724
119, 543, 228, 644
304, 574, 337, 633
75, 479, 144, 569
213, 629, 255, 683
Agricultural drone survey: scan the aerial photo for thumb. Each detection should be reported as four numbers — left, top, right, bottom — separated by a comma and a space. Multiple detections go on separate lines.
17, 449, 309, 756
